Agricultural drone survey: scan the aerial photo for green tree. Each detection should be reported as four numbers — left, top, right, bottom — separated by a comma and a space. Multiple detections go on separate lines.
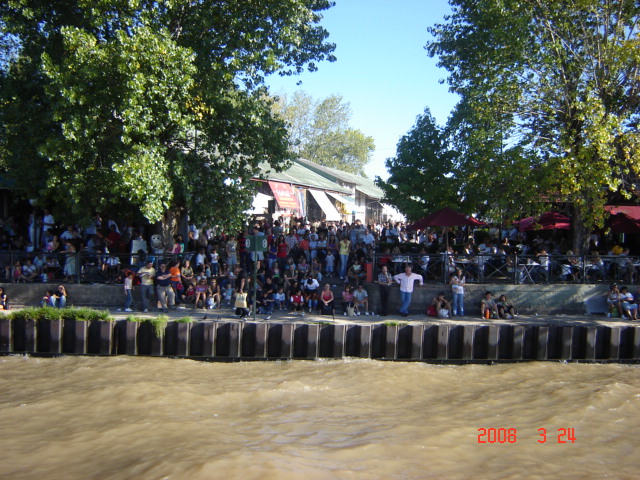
375, 108, 460, 221
0, 0, 336, 230
427, 0, 640, 251
272, 90, 374, 174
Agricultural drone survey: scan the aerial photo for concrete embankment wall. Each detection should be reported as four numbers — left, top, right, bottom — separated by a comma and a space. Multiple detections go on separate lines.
2, 318, 639, 363
5, 283, 610, 315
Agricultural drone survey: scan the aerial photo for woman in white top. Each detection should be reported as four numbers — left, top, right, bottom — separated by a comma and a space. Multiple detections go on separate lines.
607, 283, 621, 317
450, 267, 466, 316
123, 271, 133, 312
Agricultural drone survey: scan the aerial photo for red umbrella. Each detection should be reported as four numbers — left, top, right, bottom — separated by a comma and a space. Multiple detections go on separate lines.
408, 207, 486, 230
516, 212, 570, 231
407, 207, 486, 251
607, 213, 640, 234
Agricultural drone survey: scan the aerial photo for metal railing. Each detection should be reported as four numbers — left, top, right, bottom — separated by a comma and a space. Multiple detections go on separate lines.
0, 251, 197, 285
372, 252, 640, 285
0, 249, 637, 286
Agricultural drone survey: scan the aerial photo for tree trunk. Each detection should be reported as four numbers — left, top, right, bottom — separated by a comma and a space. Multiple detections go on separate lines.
570, 208, 589, 255
153, 208, 187, 252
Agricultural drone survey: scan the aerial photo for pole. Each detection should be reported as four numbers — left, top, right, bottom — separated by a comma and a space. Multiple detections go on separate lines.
252, 257, 258, 322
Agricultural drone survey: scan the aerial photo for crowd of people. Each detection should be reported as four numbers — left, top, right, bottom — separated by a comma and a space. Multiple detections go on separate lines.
1, 208, 638, 318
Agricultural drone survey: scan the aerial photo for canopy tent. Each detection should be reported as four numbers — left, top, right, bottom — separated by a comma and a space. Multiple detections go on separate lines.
407, 207, 486, 251
515, 212, 571, 231
607, 213, 640, 234
408, 207, 485, 231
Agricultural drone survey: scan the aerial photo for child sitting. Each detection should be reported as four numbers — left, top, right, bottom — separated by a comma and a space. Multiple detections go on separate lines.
429, 292, 451, 318
290, 289, 305, 316
181, 284, 196, 305
194, 279, 208, 309
481, 291, 498, 319
274, 287, 286, 311
222, 285, 234, 307
41, 290, 53, 308
496, 294, 517, 319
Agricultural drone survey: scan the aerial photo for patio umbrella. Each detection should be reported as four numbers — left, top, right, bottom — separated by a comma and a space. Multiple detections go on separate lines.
408, 207, 485, 230
407, 207, 486, 250
607, 213, 640, 234
516, 212, 570, 231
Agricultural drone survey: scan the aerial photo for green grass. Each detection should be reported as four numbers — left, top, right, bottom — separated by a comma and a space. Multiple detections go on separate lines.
176, 316, 194, 323
129, 315, 169, 337
383, 320, 407, 327
9, 307, 113, 322
61, 307, 112, 322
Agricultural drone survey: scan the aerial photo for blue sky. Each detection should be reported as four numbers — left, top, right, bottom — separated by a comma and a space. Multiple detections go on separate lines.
266, 0, 459, 180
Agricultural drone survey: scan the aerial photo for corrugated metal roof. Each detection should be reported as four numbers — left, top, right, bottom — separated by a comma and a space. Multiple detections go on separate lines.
255, 161, 352, 195
294, 159, 384, 200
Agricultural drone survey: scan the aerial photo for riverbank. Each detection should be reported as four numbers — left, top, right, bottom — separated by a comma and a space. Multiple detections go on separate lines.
2, 305, 638, 363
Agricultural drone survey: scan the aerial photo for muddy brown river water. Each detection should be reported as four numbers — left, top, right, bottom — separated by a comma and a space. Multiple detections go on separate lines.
0, 356, 638, 479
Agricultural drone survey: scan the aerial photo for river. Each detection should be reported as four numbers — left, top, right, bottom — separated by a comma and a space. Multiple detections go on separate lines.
0, 356, 638, 479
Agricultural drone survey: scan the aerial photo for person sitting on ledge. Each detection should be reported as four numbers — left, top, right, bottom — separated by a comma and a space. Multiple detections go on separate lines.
49, 285, 67, 308
353, 284, 370, 316
619, 286, 638, 320
319, 284, 335, 315
347, 257, 366, 285
480, 291, 498, 319
431, 292, 451, 318
606, 283, 622, 318
42, 290, 53, 308
342, 284, 355, 316
0, 287, 9, 310
290, 288, 305, 316
496, 294, 517, 319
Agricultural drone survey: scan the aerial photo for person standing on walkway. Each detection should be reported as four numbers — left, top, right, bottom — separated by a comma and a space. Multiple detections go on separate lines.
155, 263, 175, 313
377, 264, 394, 316
393, 264, 423, 317
450, 268, 466, 316
123, 271, 134, 312
138, 261, 155, 313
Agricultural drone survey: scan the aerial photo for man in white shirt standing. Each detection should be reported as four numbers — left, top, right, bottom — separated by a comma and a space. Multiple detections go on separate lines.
393, 264, 424, 317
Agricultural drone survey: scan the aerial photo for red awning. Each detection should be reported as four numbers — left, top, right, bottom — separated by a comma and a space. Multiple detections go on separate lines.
268, 181, 300, 211
605, 205, 640, 221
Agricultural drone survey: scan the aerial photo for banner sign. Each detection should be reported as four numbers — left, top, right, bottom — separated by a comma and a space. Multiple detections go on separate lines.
268, 181, 300, 211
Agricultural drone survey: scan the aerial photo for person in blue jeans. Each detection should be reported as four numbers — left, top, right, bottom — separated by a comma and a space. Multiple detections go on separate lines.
393, 264, 423, 317
450, 268, 466, 316
338, 236, 351, 280
49, 285, 67, 308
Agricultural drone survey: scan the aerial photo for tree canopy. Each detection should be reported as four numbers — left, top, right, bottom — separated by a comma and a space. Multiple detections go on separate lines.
0, 0, 336, 229
272, 90, 374, 175
376, 108, 460, 221
420, 0, 639, 250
